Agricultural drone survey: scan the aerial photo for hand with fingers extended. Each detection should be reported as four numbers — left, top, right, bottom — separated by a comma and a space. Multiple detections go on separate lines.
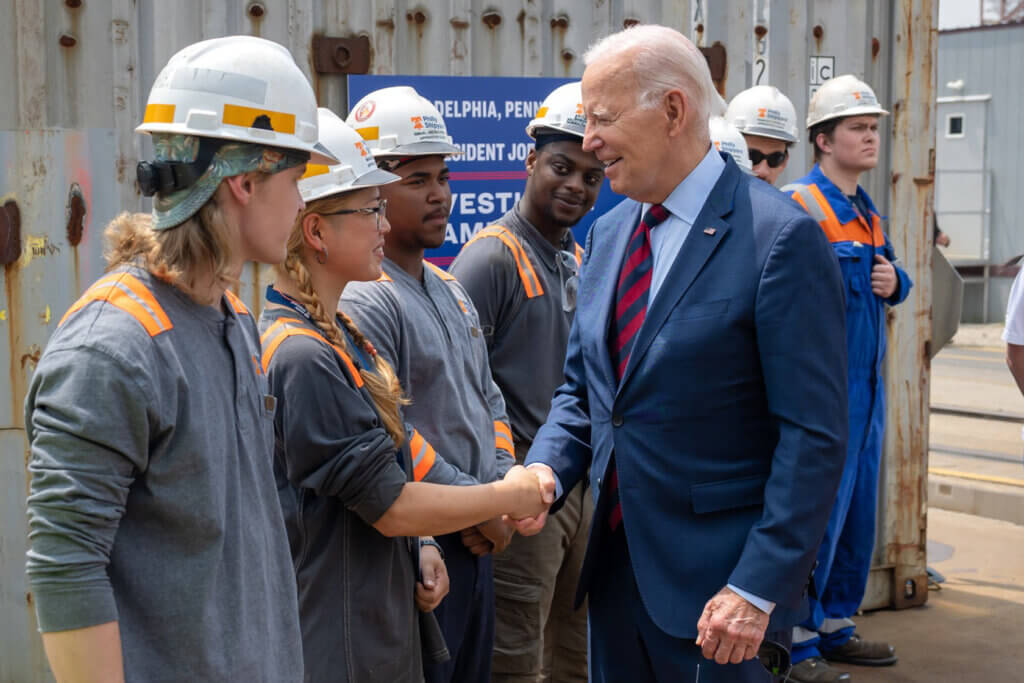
508, 463, 556, 535
695, 586, 770, 665
416, 541, 449, 612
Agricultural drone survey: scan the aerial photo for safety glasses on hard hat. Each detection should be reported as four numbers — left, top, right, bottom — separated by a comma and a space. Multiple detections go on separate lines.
748, 149, 788, 168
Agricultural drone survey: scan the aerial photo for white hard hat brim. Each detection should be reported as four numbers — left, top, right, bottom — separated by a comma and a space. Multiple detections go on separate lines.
739, 125, 798, 144
135, 125, 340, 166
376, 140, 462, 157
807, 105, 890, 128
526, 124, 585, 140
300, 167, 400, 204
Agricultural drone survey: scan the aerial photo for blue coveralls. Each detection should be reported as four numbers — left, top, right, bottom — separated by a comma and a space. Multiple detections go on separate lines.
786, 165, 912, 663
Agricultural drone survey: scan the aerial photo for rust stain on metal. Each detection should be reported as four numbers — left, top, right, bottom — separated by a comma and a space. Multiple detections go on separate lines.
754, 25, 768, 39
66, 183, 86, 247
26, 591, 32, 606
623, 18, 640, 29
450, 17, 469, 29
247, 2, 266, 19
312, 36, 370, 75
1, 201, 22, 266
891, 172, 902, 185
482, 11, 501, 29
59, 33, 77, 48
812, 24, 824, 51
20, 345, 41, 370
695, 23, 705, 35
872, 37, 881, 60
407, 10, 427, 25
561, 49, 574, 63
376, 17, 396, 29
65, 0, 82, 7
550, 15, 569, 31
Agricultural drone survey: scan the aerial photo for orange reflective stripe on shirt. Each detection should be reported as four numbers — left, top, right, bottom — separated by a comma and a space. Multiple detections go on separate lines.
424, 260, 456, 282
463, 226, 545, 298
260, 319, 364, 387
409, 429, 438, 481
60, 272, 173, 336
224, 289, 250, 317
494, 420, 514, 453
804, 184, 885, 246
574, 243, 584, 267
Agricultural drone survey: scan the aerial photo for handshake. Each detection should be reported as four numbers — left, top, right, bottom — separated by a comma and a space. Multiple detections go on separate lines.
501, 463, 557, 536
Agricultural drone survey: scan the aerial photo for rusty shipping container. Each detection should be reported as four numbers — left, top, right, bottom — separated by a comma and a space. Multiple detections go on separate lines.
0, 1, 936, 680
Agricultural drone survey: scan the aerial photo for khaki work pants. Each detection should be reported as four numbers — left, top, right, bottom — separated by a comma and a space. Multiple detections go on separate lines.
491, 443, 592, 683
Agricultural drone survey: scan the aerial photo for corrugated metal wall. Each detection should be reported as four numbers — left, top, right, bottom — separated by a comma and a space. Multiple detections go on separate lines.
0, 1, 935, 680
937, 23, 1024, 321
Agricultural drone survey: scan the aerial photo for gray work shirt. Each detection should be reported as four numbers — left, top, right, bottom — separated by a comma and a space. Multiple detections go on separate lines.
341, 259, 514, 484
25, 266, 302, 682
449, 206, 581, 444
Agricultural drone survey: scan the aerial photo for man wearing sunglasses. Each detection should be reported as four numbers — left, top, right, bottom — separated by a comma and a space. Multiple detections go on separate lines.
725, 86, 799, 185
449, 81, 604, 683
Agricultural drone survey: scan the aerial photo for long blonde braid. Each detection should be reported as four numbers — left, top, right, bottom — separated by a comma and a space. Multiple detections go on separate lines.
276, 197, 409, 447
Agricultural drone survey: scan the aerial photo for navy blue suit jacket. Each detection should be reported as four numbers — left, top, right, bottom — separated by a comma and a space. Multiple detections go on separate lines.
525, 156, 848, 639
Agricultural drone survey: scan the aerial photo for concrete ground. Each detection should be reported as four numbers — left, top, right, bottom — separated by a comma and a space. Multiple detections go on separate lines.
840, 508, 1024, 683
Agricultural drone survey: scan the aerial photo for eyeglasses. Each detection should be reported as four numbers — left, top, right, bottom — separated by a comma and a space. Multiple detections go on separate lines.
748, 149, 788, 168
320, 199, 388, 230
557, 250, 580, 313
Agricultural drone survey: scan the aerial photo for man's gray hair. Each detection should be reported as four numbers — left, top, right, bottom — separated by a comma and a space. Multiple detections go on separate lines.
584, 24, 715, 130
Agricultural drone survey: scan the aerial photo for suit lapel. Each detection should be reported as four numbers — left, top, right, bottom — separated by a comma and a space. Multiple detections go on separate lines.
617, 164, 740, 394
593, 201, 642, 391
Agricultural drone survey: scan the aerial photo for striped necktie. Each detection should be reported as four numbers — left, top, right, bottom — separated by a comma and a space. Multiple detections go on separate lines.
606, 203, 669, 530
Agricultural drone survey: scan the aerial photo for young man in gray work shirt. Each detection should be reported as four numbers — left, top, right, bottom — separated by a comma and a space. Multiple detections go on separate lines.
449, 81, 605, 683
342, 86, 515, 683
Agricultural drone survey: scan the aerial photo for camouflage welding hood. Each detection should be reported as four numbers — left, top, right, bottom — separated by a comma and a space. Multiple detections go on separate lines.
150, 133, 307, 231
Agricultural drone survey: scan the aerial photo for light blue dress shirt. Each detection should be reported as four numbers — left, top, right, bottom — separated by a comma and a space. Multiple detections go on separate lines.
532, 148, 774, 615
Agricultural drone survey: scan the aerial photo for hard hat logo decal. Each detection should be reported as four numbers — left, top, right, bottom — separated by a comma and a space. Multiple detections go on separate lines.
714, 141, 721, 150
853, 92, 862, 100
575, 103, 584, 115
757, 108, 767, 118
354, 101, 376, 122
355, 141, 368, 157
410, 116, 424, 130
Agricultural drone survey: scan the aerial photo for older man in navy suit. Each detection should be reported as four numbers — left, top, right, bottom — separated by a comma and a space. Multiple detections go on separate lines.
514, 24, 848, 682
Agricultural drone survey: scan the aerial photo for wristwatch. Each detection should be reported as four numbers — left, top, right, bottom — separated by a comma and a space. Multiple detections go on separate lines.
420, 537, 444, 560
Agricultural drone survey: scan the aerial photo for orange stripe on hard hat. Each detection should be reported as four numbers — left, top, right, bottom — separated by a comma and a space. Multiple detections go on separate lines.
143, 103, 176, 124
222, 104, 297, 134
494, 421, 514, 452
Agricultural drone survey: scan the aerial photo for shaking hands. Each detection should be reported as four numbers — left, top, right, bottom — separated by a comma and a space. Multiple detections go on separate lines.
504, 463, 557, 536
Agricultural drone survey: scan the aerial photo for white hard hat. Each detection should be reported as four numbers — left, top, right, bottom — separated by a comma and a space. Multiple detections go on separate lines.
136, 35, 336, 164
709, 116, 753, 173
299, 109, 401, 203
711, 90, 729, 118
346, 86, 460, 158
806, 74, 889, 129
526, 81, 587, 139
725, 86, 799, 143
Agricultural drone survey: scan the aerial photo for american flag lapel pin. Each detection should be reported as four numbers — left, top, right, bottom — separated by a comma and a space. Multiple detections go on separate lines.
703, 227, 716, 236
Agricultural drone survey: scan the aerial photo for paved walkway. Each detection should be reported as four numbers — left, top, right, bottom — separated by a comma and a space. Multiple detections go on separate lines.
841, 508, 1024, 682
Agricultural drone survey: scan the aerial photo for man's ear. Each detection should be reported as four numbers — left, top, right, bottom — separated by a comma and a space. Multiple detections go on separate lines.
526, 148, 538, 175
222, 173, 256, 205
664, 89, 688, 138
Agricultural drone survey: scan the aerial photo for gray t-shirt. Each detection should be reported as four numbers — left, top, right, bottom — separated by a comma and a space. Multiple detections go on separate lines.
449, 206, 581, 445
25, 266, 302, 682
341, 260, 514, 484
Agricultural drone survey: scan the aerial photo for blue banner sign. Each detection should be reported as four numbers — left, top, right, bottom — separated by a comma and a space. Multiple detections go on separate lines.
348, 74, 623, 266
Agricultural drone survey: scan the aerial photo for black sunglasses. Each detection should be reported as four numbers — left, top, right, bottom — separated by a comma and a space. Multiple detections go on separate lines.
748, 149, 788, 168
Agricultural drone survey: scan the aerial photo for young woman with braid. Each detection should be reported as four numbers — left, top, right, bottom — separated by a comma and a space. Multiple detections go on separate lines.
259, 110, 550, 683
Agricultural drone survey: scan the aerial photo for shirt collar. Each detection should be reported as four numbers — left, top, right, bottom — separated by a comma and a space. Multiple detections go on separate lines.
807, 164, 880, 225
647, 146, 726, 226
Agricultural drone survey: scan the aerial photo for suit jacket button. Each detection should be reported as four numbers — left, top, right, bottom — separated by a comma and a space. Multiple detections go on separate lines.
612, 415, 623, 427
